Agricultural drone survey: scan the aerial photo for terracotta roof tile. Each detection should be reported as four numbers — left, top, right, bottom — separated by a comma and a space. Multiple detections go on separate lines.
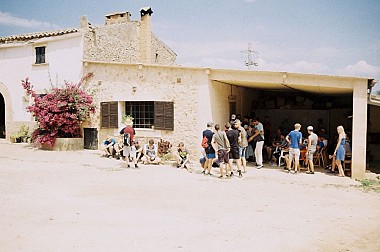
0, 28, 79, 44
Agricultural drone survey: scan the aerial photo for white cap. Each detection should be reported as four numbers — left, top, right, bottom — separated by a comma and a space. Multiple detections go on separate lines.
307, 126, 313, 131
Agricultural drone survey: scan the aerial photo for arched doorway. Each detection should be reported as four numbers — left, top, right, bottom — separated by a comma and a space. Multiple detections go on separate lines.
0, 93, 5, 138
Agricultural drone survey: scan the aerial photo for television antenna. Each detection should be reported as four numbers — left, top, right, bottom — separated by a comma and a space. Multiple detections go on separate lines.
240, 43, 259, 70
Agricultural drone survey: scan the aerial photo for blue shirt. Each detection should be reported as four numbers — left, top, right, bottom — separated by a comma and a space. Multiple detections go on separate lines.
287, 130, 302, 149
103, 139, 116, 146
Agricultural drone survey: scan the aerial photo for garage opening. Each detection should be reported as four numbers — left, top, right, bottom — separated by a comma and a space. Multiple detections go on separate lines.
210, 70, 374, 178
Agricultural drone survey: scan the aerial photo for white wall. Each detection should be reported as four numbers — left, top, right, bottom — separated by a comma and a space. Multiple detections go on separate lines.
0, 34, 84, 122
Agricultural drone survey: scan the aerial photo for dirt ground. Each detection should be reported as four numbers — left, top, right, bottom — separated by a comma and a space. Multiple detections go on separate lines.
1, 141, 380, 252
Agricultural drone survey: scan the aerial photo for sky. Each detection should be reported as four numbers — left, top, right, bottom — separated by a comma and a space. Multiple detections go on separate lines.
1, 0, 380, 92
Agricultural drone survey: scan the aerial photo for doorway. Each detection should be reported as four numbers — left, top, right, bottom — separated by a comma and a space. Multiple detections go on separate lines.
0, 93, 5, 138
84, 128, 98, 149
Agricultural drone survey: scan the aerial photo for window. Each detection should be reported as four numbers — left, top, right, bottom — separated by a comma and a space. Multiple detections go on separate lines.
125, 101, 154, 128
101, 102, 118, 128
125, 101, 174, 130
35, 46, 46, 64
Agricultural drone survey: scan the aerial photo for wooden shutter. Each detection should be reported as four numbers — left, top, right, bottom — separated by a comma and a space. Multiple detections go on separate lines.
100, 102, 118, 128
154, 101, 174, 130
109, 102, 118, 128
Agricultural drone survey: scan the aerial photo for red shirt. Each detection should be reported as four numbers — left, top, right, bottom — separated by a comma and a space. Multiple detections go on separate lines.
121, 126, 135, 142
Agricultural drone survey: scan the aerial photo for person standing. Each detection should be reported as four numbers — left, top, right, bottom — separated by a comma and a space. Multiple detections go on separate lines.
225, 122, 243, 177
202, 122, 216, 175
230, 114, 237, 129
251, 118, 265, 169
235, 119, 249, 173
306, 126, 318, 174
119, 118, 137, 168
211, 124, 231, 178
286, 123, 303, 173
333, 125, 347, 177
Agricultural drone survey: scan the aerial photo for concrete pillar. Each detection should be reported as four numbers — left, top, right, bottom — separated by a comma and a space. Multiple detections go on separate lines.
139, 7, 153, 64
351, 80, 368, 179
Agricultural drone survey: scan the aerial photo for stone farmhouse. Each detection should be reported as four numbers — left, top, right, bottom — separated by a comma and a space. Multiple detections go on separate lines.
0, 7, 379, 179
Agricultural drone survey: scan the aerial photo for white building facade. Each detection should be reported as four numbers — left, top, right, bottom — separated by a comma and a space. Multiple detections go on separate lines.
0, 7, 377, 179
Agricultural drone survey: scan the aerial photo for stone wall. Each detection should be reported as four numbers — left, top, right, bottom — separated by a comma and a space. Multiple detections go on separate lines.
83, 23, 140, 63
83, 62, 209, 159
83, 23, 176, 65
40, 138, 84, 151
151, 34, 176, 65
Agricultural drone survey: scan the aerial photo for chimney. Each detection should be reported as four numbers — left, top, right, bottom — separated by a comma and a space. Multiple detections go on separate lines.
139, 7, 153, 64
105, 11, 131, 25
79, 16, 90, 29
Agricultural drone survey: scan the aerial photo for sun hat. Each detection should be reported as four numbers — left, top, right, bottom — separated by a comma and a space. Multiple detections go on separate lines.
307, 126, 313, 131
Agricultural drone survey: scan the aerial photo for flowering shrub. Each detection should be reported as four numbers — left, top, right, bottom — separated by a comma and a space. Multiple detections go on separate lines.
22, 74, 95, 147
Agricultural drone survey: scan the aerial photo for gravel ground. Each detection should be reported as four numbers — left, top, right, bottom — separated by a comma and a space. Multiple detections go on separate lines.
0, 141, 379, 252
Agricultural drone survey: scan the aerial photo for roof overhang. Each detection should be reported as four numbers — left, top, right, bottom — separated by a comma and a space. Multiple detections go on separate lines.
368, 94, 380, 107
209, 69, 369, 96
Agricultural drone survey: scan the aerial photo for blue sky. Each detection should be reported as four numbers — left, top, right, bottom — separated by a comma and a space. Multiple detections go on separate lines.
1, 0, 380, 92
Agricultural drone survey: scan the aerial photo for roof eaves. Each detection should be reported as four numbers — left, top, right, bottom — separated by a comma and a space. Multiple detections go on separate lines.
0, 28, 79, 44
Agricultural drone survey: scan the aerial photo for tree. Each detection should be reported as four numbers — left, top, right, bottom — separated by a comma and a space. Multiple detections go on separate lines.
22, 73, 95, 147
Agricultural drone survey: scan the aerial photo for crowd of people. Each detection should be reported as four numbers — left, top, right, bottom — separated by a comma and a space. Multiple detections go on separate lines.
200, 114, 352, 178
101, 114, 352, 178
101, 118, 190, 170
101, 118, 162, 168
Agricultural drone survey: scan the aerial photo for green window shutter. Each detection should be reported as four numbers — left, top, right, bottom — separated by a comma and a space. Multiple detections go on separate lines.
154, 101, 174, 130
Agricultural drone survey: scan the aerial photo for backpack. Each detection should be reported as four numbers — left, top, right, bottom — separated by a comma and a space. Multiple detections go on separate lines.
201, 136, 209, 148
123, 133, 131, 146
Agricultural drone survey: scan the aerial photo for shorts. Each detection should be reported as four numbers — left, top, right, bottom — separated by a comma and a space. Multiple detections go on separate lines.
239, 146, 247, 158
123, 145, 136, 158
307, 148, 316, 160
288, 148, 300, 163
217, 149, 229, 164
229, 146, 240, 160
206, 153, 216, 159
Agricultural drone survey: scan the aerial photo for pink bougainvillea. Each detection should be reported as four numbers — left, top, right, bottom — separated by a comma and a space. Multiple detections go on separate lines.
22, 73, 95, 147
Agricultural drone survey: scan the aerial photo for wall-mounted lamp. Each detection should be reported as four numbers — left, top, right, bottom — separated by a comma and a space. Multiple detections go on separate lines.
132, 86, 137, 93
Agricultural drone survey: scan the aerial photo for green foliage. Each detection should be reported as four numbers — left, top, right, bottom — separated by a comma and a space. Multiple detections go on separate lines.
22, 74, 95, 146
359, 179, 380, 192
122, 114, 134, 124
10, 124, 29, 139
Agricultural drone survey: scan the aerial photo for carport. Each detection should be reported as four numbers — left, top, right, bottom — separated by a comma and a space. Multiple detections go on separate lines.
208, 69, 369, 179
